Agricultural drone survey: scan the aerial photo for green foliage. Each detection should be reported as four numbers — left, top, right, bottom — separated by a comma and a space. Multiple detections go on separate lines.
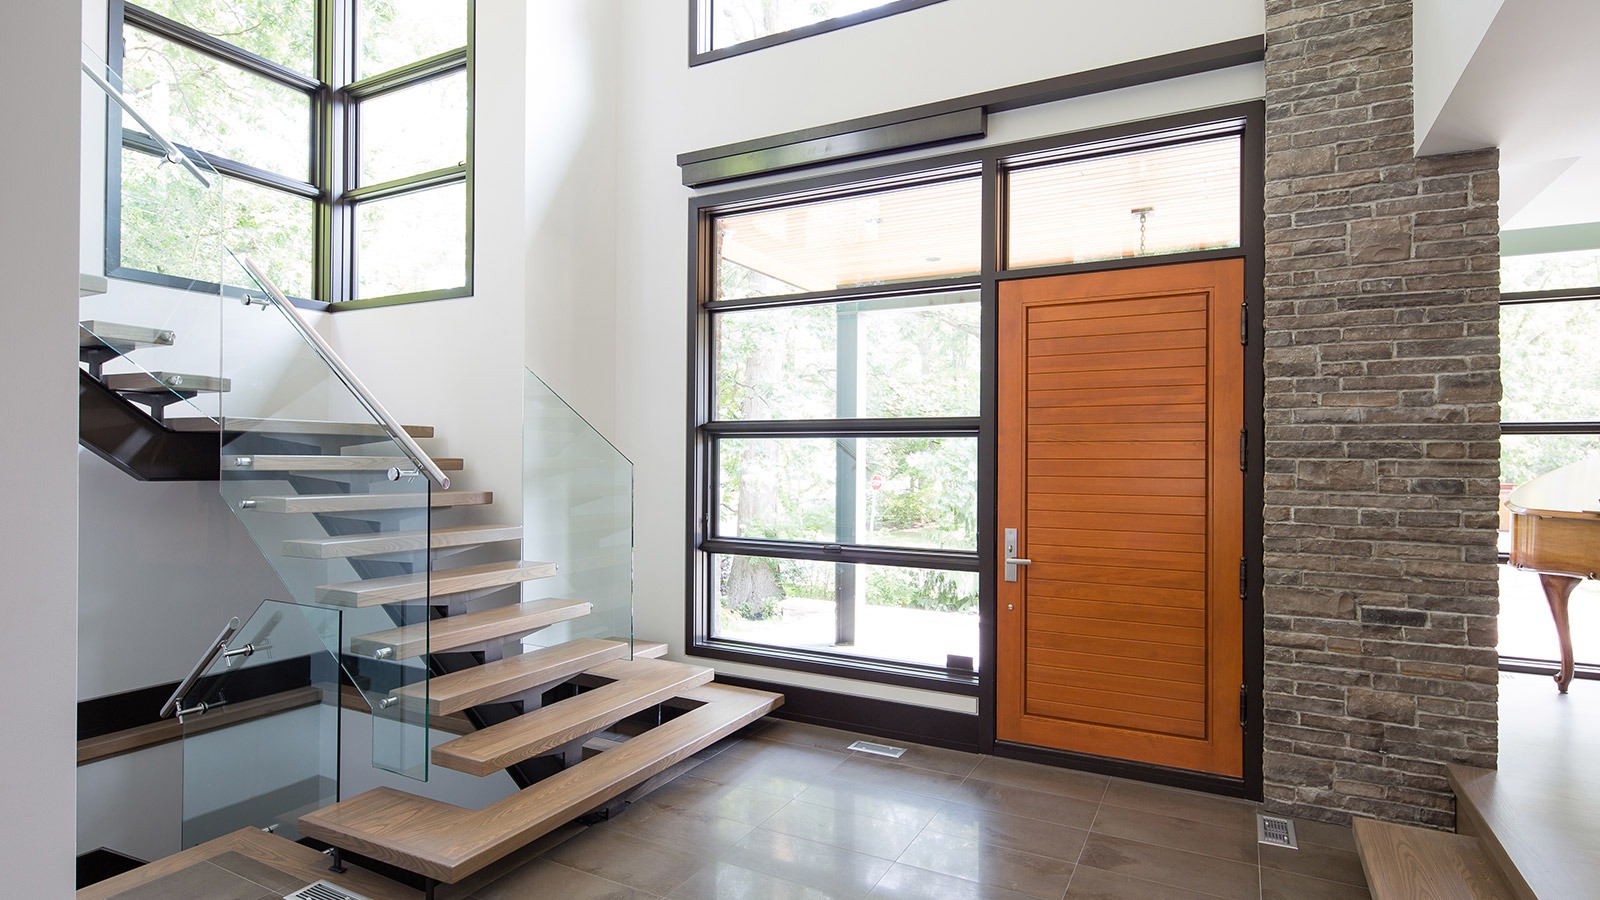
864, 567, 978, 613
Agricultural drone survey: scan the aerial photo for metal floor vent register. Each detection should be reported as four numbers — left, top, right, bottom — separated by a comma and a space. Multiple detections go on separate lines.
846, 739, 907, 759
284, 881, 373, 900
1257, 814, 1298, 849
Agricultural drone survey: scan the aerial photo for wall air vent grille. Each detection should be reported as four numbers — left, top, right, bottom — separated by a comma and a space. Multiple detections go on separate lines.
284, 881, 372, 900
1257, 814, 1298, 849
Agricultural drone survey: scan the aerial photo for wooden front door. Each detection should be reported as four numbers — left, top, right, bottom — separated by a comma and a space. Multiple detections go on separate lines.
997, 259, 1244, 777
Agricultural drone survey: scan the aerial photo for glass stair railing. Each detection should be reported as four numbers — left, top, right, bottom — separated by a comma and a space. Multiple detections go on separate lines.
167, 600, 343, 847
79, 44, 231, 435
521, 369, 634, 659
219, 255, 439, 781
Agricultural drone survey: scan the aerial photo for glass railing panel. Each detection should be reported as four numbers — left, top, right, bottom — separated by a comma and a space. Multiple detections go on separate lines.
219, 255, 432, 780
177, 600, 341, 846
80, 43, 230, 426
523, 370, 634, 657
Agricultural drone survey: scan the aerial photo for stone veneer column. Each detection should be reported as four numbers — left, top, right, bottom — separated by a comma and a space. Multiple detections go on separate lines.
1261, 0, 1501, 828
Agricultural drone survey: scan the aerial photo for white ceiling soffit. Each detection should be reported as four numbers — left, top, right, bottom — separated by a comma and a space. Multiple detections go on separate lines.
1414, 0, 1600, 231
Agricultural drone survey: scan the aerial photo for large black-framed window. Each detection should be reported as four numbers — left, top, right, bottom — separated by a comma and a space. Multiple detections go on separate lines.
688, 105, 1265, 699
107, 0, 473, 310
1497, 269, 1600, 680
689, 0, 947, 66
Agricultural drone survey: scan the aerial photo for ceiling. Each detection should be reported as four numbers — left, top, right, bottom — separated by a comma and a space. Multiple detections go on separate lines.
1416, 0, 1600, 243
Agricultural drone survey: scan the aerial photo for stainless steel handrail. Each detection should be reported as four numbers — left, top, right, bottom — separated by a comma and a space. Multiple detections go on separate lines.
236, 255, 451, 490
81, 59, 213, 189
160, 617, 240, 719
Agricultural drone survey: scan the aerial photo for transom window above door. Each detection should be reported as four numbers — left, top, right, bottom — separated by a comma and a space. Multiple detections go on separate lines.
691, 0, 948, 64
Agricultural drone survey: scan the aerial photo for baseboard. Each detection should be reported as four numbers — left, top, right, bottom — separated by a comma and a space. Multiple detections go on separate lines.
711, 674, 981, 753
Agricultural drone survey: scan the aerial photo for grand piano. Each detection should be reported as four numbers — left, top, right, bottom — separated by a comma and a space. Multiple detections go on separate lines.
1506, 457, 1600, 693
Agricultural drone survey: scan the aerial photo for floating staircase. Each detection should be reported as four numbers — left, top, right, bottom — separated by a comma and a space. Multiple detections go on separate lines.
80, 310, 782, 897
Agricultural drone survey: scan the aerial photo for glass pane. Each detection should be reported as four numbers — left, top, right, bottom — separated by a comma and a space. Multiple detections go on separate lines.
523, 369, 634, 656
120, 149, 315, 299
718, 437, 977, 550
1499, 564, 1600, 666
711, 555, 978, 669
709, 0, 908, 51
356, 183, 467, 299
359, 0, 468, 79
138, 0, 316, 75
122, 25, 312, 179
715, 291, 980, 420
1502, 249, 1600, 293
715, 177, 981, 300
359, 71, 468, 186
1007, 136, 1241, 269
180, 600, 341, 846
1501, 300, 1600, 422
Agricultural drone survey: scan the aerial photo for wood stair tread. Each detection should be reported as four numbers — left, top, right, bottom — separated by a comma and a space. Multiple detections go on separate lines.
298, 682, 783, 884
243, 491, 493, 513
230, 455, 464, 473
1352, 817, 1515, 900
102, 371, 230, 393
431, 658, 716, 776
168, 417, 434, 438
283, 524, 523, 559
348, 598, 592, 659
315, 560, 556, 607
80, 320, 175, 350
393, 638, 630, 715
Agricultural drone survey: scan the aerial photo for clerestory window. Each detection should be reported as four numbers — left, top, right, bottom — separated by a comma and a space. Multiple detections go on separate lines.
690, 0, 948, 65
108, 0, 472, 309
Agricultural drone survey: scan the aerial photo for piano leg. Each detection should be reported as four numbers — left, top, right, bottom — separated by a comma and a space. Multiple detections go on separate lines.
1539, 573, 1581, 693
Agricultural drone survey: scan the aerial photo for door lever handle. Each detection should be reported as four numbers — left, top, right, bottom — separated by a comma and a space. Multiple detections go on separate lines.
1005, 558, 1032, 566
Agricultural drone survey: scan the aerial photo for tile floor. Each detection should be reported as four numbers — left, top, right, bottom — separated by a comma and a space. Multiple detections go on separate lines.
455, 719, 1372, 900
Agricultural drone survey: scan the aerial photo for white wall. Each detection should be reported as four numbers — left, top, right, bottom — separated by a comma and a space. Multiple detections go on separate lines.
1, 0, 82, 892
612, 0, 1265, 709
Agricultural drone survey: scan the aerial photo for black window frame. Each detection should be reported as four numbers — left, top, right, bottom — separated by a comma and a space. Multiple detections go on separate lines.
689, 0, 948, 66
688, 104, 1265, 697
105, 0, 475, 311
1497, 284, 1600, 683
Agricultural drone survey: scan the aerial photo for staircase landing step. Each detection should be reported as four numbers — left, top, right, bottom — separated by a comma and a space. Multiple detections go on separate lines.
432, 658, 715, 776
283, 524, 522, 559
316, 559, 556, 607
1352, 817, 1514, 900
298, 681, 783, 884
243, 491, 492, 513
103, 371, 230, 394
348, 598, 592, 659
394, 638, 630, 715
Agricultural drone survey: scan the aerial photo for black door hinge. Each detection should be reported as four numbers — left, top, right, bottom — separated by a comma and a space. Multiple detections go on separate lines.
1239, 429, 1248, 472
1238, 556, 1247, 600
1239, 684, 1249, 728
1240, 302, 1249, 346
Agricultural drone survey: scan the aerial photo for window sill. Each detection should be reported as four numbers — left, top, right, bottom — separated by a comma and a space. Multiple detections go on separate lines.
689, 637, 981, 696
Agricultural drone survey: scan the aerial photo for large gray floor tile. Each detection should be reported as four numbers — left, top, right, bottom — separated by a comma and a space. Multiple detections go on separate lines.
924, 802, 1089, 863
763, 798, 925, 860
897, 829, 1075, 900
720, 827, 895, 898
1260, 867, 1373, 900
793, 776, 945, 829
1089, 803, 1258, 864
1098, 780, 1260, 831
945, 776, 1101, 830
605, 800, 757, 853
644, 774, 792, 825
667, 860, 838, 900
866, 863, 1042, 900
968, 757, 1109, 803
472, 858, 662, 900
1259, 841, 1367, 887
542, 828, 709, 896
1075, 833, 1259, 900
826, 756, 967, 801
1065, 865, 1234, 900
